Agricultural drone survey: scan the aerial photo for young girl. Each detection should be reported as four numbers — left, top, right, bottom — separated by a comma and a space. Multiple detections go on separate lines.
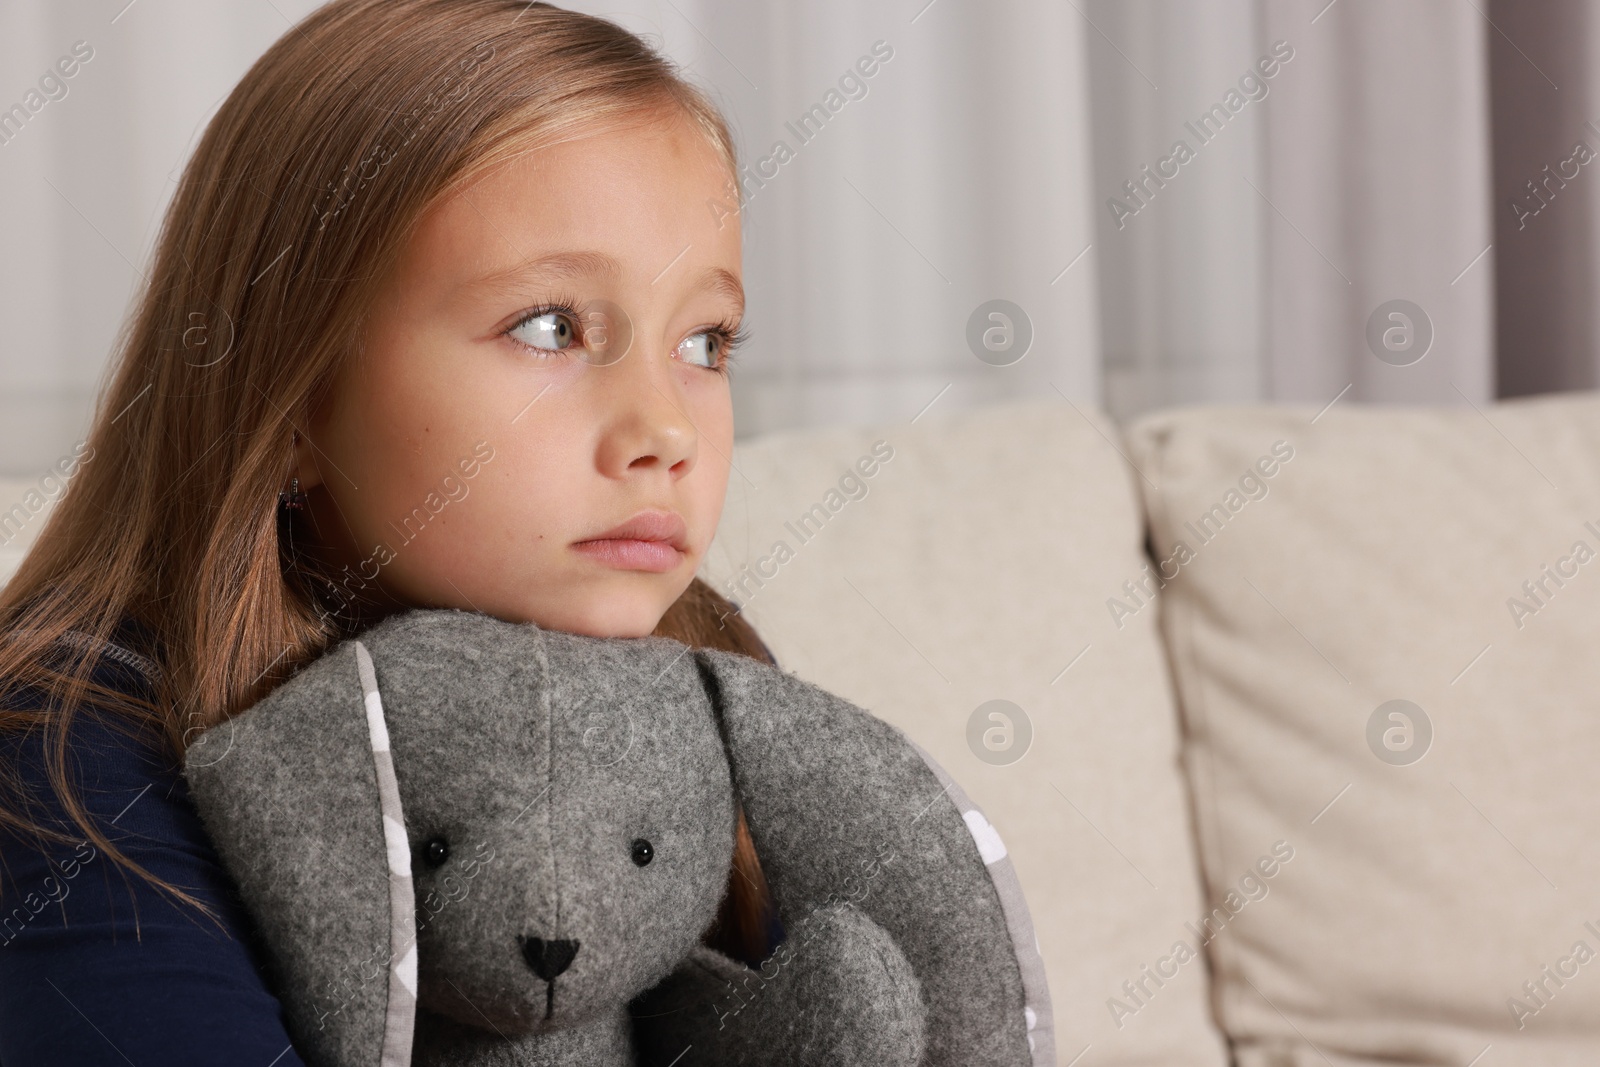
0, 1, 780, 1061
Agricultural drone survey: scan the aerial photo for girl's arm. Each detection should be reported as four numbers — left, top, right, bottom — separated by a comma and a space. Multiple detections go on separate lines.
0, 656, 308, 1067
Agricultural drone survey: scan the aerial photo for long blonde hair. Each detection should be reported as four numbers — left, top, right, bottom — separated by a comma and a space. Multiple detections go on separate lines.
0, 0, 777, 966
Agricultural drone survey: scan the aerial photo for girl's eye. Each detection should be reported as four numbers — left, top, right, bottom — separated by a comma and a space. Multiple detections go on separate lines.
508, 309, 580, 353
502, 299, 746, 373
679, 320, 749, 373
675, 330, 722, 370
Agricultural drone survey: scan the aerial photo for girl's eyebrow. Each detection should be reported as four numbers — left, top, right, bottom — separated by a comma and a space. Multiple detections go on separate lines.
470, 250, 621, 297
697, 266, 745, 316
467, 250, 744, 314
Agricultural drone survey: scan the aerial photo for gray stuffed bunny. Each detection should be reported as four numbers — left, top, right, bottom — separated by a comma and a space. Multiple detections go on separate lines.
183, 608, 1054, 1066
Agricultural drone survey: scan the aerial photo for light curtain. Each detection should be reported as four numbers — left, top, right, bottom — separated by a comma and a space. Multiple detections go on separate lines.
0, 0, 1588, 477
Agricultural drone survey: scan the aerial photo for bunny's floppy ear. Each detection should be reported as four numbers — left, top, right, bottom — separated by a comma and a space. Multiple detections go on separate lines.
184, 638, 417, 1067
692, 648, 1055, 1066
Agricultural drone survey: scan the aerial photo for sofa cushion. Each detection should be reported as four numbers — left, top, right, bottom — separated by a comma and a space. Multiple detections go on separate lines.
1124, 391, 1600, 1065
702, 397, 1230, 1066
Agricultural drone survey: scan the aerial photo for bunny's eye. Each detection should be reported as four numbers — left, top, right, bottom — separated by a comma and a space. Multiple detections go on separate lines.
422, 836, 450, 869
631, 838, 654, 867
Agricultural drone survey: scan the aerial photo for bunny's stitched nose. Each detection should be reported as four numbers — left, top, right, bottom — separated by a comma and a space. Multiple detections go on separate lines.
521, 936, 579, 981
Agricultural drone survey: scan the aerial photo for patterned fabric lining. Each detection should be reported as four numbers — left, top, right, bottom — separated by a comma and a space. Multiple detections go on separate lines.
352, 639, 418, 1067
905, 737, 1056, 1066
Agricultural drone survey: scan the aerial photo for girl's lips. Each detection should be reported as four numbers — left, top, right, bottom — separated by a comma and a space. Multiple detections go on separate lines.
569, 537, 684, 572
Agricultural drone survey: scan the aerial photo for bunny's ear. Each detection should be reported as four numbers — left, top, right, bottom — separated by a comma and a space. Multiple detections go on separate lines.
692, 648, 1055, 1067
184, 638, 416, 1067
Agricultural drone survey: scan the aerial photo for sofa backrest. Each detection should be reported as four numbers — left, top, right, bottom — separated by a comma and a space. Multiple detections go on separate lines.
702, 397, 1232, 1067
1124, 391, 1600, 1066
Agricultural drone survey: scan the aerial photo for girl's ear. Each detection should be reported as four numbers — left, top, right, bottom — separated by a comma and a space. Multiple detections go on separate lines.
184, 638, 416, 1067
291, 426, 324, 491
689, 647, 1055, 1065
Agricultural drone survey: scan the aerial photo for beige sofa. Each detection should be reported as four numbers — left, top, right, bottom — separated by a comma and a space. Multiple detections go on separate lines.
698, 392, 1600, 1067
5, 390, 1597, 1064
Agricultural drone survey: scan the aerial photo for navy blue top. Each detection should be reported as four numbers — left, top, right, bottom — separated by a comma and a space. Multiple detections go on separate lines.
0, 618, 306, 1066
0, 615, 784, 1064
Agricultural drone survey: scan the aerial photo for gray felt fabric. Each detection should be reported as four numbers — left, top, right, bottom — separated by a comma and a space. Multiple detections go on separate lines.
687, 645, 1038, 1065
631, 902, 926, 1066
185, 637, 396, 1067
183, 608, 1047, 1066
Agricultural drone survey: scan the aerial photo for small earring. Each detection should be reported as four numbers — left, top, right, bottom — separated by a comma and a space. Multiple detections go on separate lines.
279, 475, 308, 511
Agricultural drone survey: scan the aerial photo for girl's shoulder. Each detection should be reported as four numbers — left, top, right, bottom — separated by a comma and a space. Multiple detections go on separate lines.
59, 616, 165, 691
0, 616, 308, 1066
0, 614, 170, 778
2, 612, 165, 700
0, 614, 178, 851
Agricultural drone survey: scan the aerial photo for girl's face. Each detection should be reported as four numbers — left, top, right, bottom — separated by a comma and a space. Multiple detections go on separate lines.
295, 111, 741, 638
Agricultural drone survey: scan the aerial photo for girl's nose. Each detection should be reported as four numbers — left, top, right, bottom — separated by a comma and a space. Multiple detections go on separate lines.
591, 347, 698, 478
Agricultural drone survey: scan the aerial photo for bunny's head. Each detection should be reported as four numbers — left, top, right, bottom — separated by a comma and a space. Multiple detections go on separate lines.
188, 610, 731, 1048
360, 611, 734, 1032
185, 608, 1055, 1067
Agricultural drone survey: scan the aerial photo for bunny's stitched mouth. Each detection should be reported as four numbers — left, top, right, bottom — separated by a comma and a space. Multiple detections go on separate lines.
542, 980, 557, 1021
